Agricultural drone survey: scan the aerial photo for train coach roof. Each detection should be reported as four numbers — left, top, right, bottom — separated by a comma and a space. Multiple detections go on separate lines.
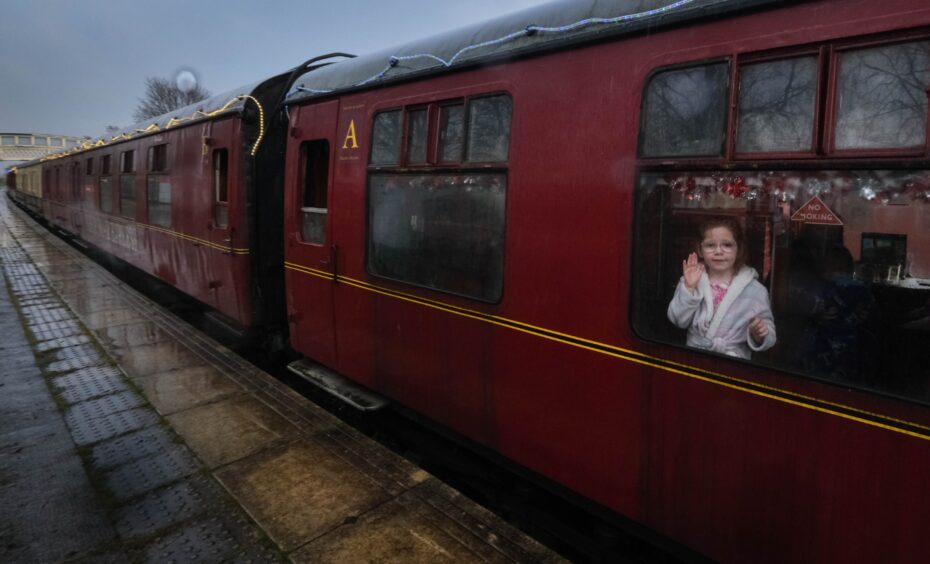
106, 81, 263, 139
286, 0, 783, 103
16, 82, 266, 168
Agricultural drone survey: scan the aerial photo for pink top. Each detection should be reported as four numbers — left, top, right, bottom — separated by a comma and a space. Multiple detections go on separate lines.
710, 282, 729, 311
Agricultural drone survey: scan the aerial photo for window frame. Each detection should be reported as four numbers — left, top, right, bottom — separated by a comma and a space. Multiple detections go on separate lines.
297, 140, 331, 245
437, 100, 467, 165
640, 31, 930, 164
731, 47, 826, 160
632, 29, 930, 405
148, 143, 169, 173
637, 58, 732, 161
212, 148, 230, 229
119, 150, 136, 220
824, 32, 930, 158
365, 90, 513, 303
146, 174, 172, 228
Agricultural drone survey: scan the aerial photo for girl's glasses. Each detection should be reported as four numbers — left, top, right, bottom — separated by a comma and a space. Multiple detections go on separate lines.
701, 241, 737, 253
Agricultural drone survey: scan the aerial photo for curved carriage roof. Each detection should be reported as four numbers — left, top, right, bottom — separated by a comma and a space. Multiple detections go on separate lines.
106, 81, 262, 139
17, 82, 264, 168
286, 0, 780, 103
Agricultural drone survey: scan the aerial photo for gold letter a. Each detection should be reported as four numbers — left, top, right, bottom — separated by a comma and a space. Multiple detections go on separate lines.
342, 119, 358, 149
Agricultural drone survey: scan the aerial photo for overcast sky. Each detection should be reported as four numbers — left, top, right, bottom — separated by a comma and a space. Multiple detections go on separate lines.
1, 0, 548, 138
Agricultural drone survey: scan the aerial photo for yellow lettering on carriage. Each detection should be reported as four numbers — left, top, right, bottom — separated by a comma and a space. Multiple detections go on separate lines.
342, 120, 358, 149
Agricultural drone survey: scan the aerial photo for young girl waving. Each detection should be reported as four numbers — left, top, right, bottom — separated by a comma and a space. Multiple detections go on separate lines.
667, 218, 776, 359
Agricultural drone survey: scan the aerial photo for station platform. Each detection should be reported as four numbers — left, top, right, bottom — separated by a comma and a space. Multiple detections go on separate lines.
0, 192, 562, 563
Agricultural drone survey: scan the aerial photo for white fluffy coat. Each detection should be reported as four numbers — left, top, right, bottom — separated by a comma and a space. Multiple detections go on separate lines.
667, 266, 776, 359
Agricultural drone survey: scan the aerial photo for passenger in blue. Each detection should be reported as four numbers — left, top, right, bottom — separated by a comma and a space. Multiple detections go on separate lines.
793, 244, 874, 381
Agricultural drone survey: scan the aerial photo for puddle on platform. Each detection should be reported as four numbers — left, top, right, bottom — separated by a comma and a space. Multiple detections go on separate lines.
113, 340, 205, 378
140, 366, 246, 415
96, 321, 172, 350
80, 308, 146, 331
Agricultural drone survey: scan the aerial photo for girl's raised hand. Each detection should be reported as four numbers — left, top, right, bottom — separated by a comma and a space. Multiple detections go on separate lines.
682, 252, 704, 291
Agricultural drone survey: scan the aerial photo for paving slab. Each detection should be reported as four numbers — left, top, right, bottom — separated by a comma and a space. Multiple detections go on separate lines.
216, 440, 393, 551
167, 395, 302, 468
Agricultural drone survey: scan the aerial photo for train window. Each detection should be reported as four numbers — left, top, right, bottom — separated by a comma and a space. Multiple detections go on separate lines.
148, 144, 168, 172
640, 62, 729, 157
50, 138, 63, 147
406, 108, 428, 164
632, 170, 930, 403
17, 136, 32, 146
1, 136, 14, 146
119, 175, 135, 219
736, 57, 818, 153
466, 95, 512, 162
99, 177, 113, 214
439, 103, 465, 162
834, 41, 930, 151
100, 155, 111, 176
370, 110, 402, 165
299, 140, 330, 244
121, 150, 135, 173
85, 158, 93, 176
147, 176, 171, 228
213, 149, 228, 228
368, 173, 506, 302
34, 136, 47, 146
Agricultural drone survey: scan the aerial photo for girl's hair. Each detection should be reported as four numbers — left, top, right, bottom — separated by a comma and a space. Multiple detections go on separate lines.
697, 217, 747, 271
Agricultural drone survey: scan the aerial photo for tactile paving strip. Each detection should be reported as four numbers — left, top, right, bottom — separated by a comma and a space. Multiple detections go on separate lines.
115, 475, 228, 539
65, 406, 160, 446
30, 321, 85, 343
104, 444, 200, 501
52, 366, 130, 405
143, 515, 267, 564
225, 545, 285, 564
91, 426, 183, 471
67, 391, 146, 423
45, 354, 104, 374
50, 343, 100, 361
35, 334, 93, 353
21, 306, 72, 324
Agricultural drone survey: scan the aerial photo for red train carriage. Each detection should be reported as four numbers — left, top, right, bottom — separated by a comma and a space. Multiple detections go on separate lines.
280, 0, 930, 561
9, 76, 291, 336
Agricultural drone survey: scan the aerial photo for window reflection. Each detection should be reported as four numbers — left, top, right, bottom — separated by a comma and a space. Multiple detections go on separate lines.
640, 63, 729, 157
737, 57, 817, 153
836, 41, 930, 150
370, 110, 402, 165
467, 95, 512, 162
368, 173, 506, 302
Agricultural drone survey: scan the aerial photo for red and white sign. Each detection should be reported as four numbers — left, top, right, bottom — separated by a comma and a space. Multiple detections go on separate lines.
791, 196, 843, 226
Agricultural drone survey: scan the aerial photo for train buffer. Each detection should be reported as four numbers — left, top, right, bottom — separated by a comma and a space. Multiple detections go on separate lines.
0, 191, 562, 563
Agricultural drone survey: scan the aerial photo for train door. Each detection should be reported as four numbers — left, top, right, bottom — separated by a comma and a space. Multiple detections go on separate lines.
284, 100, 339, 367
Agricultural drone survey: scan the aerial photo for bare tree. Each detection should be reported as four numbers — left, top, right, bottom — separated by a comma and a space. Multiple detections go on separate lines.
133, 76, 210, 122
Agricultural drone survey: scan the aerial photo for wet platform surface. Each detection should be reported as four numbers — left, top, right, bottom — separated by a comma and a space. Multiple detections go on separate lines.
0, 191, 562, 563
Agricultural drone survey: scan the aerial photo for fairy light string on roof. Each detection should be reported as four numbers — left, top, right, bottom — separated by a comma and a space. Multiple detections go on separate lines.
35, 94, 265, 163
289, 0, 697, 96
